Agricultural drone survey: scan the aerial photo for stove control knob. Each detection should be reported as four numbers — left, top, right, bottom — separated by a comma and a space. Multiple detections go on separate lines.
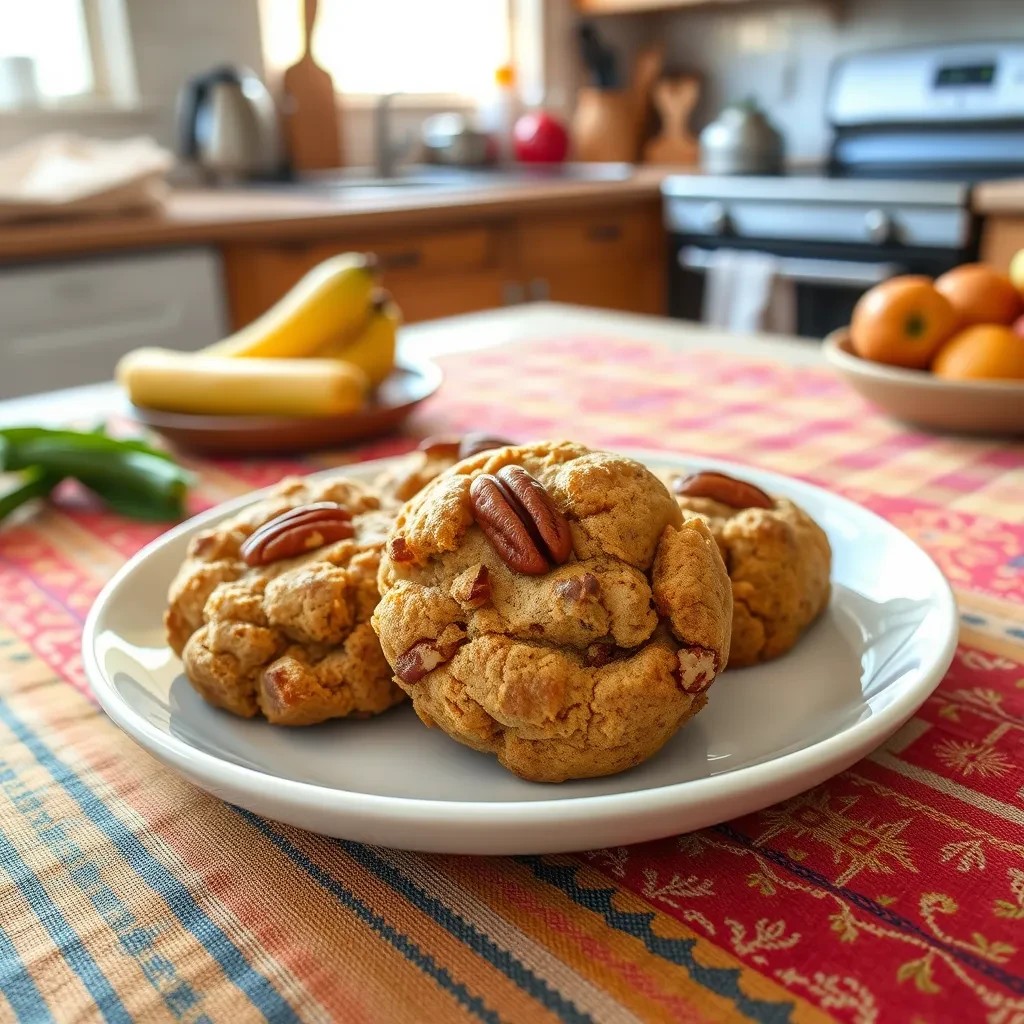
865, 209, 896, 245
702, 201, 731, 235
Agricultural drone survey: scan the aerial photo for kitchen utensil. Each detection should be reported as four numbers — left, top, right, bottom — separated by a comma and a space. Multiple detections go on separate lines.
178, 65, 286, 182
421, 113, 492, 167
825, 329, 1024, 435
282, 0, 343, 171
699, 98, 784, 175
131, 359, 441, 455
643, 76, 700, 165
0, 56, 40, 110
84, 449, 956, 854
572, 89, 637, 163
577, 22, 618, 89
629, 45, 664, 152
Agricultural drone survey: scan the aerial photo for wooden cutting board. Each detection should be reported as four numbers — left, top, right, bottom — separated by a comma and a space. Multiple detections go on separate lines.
282, 0, 342, 170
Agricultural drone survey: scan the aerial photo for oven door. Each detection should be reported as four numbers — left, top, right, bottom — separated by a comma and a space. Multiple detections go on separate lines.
668, 236, 963, 339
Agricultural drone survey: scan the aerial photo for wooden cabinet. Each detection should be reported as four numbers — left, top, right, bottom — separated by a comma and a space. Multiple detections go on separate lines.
517, 206, 665, 313
220, 200, 666, 330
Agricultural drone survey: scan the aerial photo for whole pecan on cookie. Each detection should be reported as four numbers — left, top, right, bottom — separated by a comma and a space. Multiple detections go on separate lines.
469, 465, 572, 575
240, 502, 354, 567
673, 471, 773, 510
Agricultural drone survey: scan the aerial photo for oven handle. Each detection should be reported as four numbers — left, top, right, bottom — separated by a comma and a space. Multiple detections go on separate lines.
678, 247, 905, 287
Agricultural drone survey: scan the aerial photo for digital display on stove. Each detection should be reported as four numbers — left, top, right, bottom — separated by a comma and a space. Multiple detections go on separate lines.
934, 62, 997, 87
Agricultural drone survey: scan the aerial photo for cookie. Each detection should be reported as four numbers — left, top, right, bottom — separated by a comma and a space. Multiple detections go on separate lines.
375, 434, 516, 502
372, 442, 732, 783
165, 476, 404, 726
669, 470, 831, 668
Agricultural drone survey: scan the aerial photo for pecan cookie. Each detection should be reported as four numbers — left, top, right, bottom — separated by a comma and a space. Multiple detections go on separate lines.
372, 442, 732, 782
669, 470, 832, 668
165, 476, 403, 725
375, 433, 515, 501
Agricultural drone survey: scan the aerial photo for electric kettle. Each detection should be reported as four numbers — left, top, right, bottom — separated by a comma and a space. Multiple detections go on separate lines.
178, 65, 288, 182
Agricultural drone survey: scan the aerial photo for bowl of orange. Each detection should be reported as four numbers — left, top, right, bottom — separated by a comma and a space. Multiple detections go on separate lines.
825, 263, 1024, 435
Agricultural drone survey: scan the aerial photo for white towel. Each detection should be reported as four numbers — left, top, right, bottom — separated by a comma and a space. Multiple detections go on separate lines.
701, 248, 796, 335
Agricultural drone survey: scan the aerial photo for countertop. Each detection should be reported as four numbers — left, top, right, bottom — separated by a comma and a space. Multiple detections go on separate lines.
0, 169, 668, 264
0, 303, 819, 423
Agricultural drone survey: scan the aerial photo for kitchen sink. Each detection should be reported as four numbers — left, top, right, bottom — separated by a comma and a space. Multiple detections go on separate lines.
248, 163, 634, 198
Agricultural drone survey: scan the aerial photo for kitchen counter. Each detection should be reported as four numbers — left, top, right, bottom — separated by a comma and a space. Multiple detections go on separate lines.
0, 169, 668, 263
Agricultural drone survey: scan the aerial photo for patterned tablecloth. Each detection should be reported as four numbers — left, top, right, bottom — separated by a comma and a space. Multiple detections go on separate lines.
1, 333, 1022, 1024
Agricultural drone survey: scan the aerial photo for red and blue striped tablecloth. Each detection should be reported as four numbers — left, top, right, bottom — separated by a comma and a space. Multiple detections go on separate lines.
1, 334, 1022, 1023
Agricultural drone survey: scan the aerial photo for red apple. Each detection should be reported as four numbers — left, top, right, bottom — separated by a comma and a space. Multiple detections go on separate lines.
512, 111, 569, 164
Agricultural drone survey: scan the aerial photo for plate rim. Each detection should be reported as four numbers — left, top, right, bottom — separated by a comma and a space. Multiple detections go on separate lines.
129, 357, 443, 432
83, 449, 959, 824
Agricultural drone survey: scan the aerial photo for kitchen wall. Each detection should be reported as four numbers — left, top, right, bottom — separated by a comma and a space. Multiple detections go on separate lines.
646, 0, 1023, 163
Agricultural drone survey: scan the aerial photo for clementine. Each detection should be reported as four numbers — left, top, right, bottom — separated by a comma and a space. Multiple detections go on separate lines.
932, 325, 1024, 381
849, 275, 958, 368
934, 263, 1021, 326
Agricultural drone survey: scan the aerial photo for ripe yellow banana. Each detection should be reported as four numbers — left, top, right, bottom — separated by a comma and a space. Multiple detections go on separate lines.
205, 253, 377, 359
117, 348, 369, 417
319, 292, 400, 386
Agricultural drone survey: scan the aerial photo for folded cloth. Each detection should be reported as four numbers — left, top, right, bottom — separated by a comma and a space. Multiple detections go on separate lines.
0, 133, 173, 222
700, 247, 797, 335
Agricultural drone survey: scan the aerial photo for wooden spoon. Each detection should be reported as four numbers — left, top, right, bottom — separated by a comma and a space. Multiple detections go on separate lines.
282, 0, 343, 170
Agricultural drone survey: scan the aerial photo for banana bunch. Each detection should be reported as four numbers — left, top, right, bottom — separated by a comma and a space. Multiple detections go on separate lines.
117, 253, 402, 418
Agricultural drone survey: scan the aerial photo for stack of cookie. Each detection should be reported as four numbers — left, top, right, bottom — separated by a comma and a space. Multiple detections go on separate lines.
166, 439, 831, 783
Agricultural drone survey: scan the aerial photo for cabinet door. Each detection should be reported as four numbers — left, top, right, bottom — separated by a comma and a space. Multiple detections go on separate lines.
517, 202, 666, 314
222, 226, 507, 329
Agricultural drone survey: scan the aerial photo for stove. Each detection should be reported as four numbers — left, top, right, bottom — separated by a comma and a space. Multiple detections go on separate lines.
663, 41, 1024, 337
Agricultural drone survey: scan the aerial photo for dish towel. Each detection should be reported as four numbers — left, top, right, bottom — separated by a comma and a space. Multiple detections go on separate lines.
701, 247, 797, 334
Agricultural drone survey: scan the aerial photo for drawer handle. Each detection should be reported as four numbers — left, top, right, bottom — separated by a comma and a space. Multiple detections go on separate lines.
378, 250, 423, 270
587, 224, 622, 242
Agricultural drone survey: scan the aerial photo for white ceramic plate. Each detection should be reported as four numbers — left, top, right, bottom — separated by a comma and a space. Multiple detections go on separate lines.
84, 452, 958, 855
825, 329, 1024, 435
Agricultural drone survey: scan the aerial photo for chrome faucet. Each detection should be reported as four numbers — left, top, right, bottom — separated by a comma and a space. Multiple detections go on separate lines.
374, 93, 414, 178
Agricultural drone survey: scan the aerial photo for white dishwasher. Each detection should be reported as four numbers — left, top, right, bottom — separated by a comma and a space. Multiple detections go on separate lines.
0, 247, 227, 399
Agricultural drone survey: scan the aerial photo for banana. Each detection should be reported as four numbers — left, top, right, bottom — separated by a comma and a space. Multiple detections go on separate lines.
319, 291, 400, 386
117, 348, 369, 417
205, 253, 377, 359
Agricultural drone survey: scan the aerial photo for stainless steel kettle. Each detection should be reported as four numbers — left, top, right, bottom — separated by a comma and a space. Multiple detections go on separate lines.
699, 98, 784, 176
178, 65, 287, 182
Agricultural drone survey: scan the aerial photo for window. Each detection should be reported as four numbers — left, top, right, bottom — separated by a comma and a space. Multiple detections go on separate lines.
264, 0, 512, 98
0, 0, 136, 106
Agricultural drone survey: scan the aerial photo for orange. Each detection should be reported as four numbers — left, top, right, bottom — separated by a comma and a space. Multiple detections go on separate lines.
934, 263, 1021, 326
932, 325, 1024, 380
850, 275, 959, 369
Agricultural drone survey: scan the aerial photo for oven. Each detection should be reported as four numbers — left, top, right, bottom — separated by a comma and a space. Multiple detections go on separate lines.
667, 233, 970, 340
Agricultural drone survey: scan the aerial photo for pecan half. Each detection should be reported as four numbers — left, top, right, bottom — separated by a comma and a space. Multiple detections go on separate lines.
673, 471, 773, 510
395, 633, 466, 683
240, 503, 354, 567
416, 433, 514, 461
417, 435, 461, 458
469, 465, 572, 575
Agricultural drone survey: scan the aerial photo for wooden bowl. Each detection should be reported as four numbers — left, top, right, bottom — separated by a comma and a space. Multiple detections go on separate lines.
824, 329, 1024, 436
131, 359, 442, 456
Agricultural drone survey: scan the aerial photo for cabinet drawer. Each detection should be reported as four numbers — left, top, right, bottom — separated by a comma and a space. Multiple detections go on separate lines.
517, 207, 661, 271
307, 227, 498, 275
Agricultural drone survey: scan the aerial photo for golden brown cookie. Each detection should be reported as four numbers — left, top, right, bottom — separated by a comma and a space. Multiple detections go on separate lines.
165, 476, 403, 725
372, 442, 732, 783
669, 469, 831, 668
375, 434, 516, 502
